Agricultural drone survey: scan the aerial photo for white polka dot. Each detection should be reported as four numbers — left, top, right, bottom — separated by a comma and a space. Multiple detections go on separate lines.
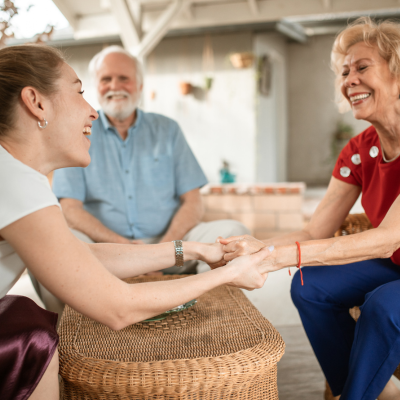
340, 167, 351, 178
351, 154, 361, 165
369, 146, 379, 158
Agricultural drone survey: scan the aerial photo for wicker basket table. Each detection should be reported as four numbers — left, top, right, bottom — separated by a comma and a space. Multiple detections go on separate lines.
58, 275, 285, 399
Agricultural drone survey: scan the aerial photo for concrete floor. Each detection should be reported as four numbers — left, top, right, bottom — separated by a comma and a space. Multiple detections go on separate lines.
277, 325, 326, 400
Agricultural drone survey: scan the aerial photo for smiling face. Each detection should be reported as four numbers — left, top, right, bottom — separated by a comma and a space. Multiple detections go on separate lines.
96, 52, 142, 121
340, 42, 400, 122
47, 63, 98, 168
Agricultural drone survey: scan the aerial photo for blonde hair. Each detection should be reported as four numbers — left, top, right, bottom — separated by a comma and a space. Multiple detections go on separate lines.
331, 17, 400, 112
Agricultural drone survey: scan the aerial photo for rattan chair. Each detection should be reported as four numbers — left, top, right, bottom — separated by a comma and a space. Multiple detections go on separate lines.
324, 213, 400, 400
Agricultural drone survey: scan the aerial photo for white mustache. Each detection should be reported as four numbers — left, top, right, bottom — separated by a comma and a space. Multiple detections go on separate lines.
103, 90, 130, 100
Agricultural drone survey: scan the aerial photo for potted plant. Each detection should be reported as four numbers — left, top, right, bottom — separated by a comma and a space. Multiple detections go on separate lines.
179, 82, 192, 95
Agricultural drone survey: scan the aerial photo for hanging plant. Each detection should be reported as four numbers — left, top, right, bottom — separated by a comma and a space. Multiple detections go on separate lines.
230, 52, 255, 69
204, 77, 213, 90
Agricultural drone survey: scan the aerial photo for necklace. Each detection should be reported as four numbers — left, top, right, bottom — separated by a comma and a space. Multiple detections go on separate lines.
382, 148, 400, 162
379, 140, 400, 163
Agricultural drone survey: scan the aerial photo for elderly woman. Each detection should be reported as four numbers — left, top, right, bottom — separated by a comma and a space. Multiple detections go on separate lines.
221, 17, 400, 400
0, 45, 269, 400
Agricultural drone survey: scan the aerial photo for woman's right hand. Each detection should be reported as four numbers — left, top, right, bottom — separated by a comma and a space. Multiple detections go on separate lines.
222, 246, 272, 291
219, 235, 267, 261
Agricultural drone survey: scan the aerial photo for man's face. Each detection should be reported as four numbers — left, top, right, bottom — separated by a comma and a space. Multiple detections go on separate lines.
96, 52, 142, 121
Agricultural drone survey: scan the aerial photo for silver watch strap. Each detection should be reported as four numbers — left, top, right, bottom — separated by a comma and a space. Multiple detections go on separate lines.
173, 240, 184, 268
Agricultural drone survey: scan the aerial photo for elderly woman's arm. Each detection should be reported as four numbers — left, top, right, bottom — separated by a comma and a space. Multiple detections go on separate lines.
245, 188, 400, 274
1, 206, 267, 330
221, 177, 361, 260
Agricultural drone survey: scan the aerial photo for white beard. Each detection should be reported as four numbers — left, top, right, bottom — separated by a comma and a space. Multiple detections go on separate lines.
99, 90, 141, 121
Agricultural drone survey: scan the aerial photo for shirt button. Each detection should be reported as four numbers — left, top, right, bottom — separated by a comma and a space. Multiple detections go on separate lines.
122, 144, 126, 148
351, 154, 361, 165
340, 166, 351, 178
128, 195, 132, 199
125, 170, 129, 174
369, 146, 379, 158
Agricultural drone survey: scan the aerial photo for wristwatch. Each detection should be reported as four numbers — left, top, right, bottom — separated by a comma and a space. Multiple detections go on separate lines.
173, 240, 184, 268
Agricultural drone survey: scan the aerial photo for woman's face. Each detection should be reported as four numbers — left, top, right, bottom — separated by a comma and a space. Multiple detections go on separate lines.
340, 42, 399, 122
46, 63, 98, 168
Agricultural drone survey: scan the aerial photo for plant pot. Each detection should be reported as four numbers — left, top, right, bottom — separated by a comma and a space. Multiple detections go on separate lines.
179, 82, 192, 95
230, 52, 255, 69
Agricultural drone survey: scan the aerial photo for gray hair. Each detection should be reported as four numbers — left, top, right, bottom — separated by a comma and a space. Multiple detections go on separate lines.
88, 45, 143, 88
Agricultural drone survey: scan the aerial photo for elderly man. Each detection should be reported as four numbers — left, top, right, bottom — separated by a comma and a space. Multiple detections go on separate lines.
51, 45, 248, 276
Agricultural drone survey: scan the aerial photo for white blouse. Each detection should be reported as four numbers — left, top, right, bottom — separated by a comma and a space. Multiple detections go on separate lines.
0, 145, 60, 298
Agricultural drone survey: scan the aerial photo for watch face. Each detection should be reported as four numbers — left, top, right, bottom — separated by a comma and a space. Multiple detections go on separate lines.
143, 299, 197, 322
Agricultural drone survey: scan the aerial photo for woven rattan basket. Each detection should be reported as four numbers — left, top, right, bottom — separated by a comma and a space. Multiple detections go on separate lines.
58, 275, 285, 400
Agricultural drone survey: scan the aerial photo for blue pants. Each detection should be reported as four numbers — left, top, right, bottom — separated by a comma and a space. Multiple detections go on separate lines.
291, 259, 400, 400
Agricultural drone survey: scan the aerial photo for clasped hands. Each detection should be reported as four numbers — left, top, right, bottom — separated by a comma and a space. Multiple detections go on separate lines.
201, 235, 275, 291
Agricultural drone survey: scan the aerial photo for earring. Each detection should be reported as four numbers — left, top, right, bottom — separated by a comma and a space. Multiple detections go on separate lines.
38, 118, 48, 129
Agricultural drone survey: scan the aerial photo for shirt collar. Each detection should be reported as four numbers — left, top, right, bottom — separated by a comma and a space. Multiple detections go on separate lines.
98, 109, 143, 138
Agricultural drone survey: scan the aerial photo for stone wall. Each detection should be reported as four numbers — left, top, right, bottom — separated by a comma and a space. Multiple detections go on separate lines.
201, 183, 305, 237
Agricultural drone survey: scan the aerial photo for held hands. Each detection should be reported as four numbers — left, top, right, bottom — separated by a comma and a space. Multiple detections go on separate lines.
198, 242, 227, 269
219, 235, 267, 262
223, 246, 272, 291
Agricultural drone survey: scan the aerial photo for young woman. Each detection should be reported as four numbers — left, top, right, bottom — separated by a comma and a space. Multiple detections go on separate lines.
0, 44, 269, 400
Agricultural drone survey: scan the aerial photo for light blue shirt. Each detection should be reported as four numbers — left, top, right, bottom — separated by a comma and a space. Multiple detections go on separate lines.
52, 109, 208, 239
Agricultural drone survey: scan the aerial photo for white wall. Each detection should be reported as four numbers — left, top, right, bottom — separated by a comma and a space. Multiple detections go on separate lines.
143, 33, 257, 183
254, 33, 288, 182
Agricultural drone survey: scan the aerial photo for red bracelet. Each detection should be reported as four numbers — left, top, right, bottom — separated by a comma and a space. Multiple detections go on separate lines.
288, 241, 304, 286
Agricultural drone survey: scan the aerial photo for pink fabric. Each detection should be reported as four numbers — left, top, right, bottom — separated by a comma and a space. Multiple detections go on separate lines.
0, 295, 58, 400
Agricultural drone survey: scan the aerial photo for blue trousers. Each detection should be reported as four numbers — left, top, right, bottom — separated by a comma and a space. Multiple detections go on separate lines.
291, 259, 400, 400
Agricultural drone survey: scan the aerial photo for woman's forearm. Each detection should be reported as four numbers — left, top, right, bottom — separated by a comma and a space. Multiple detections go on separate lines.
265, 227, 400, 273
262, 229, 314, 247
108, 267, 230, 330
88, 241, 206, 278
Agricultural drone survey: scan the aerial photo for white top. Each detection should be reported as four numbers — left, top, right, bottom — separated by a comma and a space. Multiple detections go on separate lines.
0, 145, 60, 298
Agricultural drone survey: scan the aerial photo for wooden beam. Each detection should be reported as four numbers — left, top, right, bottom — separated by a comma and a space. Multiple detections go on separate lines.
51, 0, 77, 29
112, 0, 142, 49
276, 19, 307, 43
182, 1, 195, 20
248, 0, 259, 15
135, 0, 184, 58
322, 0, 331, 10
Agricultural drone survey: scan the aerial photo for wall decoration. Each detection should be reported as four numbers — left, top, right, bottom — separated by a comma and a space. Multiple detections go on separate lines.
258, 55, 271, 96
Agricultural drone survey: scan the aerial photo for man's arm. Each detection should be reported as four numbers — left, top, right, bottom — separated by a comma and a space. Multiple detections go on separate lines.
60, 198, 135, 244
160, 188, 203, 242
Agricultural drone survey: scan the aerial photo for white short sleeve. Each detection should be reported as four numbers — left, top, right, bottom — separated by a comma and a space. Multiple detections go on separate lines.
0, 145, 60, 298
0, 145, 60, 230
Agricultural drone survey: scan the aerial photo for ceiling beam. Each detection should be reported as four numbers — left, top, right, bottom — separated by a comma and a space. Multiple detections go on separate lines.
112, 0, 142, 50
51, 0, 77, 29
248, 0, 259, 15
276, 19, 307, 43
322, 0, 331, 10
60, 0, 400, 44
135, 0, 185, 58
182, 1, 195, 20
